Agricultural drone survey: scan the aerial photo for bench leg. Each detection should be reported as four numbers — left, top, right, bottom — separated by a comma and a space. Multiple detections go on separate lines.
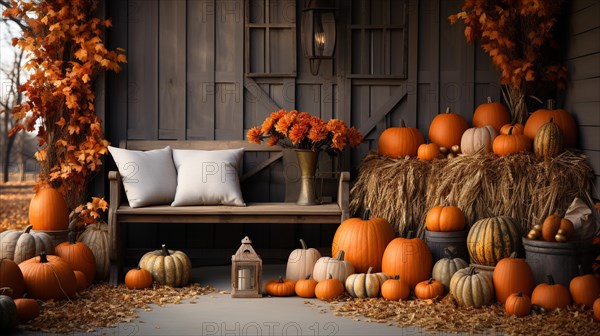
108, 208, 122, 285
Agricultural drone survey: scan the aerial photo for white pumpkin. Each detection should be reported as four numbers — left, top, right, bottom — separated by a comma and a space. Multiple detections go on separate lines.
431, 248, 468, 290
312, 250, 354, 282
285, 239, 321, 281
460, 126, 497, 154
345, 266, 389, 298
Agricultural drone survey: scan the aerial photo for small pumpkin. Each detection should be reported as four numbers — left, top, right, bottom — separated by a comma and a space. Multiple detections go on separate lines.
0, 225, 55, 264
55, 232, 96, 286
382, 231, 432, 290
417, 143, 440, 161
541, 214, 574, 242
378, 119, 425, 158
331, 209, 394, 273
594, 297, 600, 321
428, 107, 469, 148
0, 258, 25, 299
460, 126, 498, 155
492, 127, 532, 156
139, 244, 192, 287
265, 276, 296, 297
28, 184, 69, 231
13, 298, 39, 322
285, 239, 321, 281
569, 265, 600, 308
345, 266, 389, 298
425, 206, 466, 232
524, 99, 577, 148
467, 216, 522, 266
531, 275, 571, 311
472, 97, 511, 133
0, 294, 17, 330
415, 278, 445, 300
18, 252, 76, 301
77, 221, 110, 280
312, 251, 355, 283
431, 248, 468, 290
314, 275, 345, 300
450, 267, 494, 308
533, 118, 564, 158
493, 252, 535, 304
381, 275, 410, 300
295, 275, 318, 298
505, 291, 531, 317
74, 270, 88, 292
500, 123, 524, 135
125, 267, 153, 290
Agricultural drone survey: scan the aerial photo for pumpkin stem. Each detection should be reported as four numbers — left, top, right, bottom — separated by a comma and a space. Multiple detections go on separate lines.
393, 275, 400, 280
336, 250, 345, 261
577, 265, 584, 276
406, 231, 414, 239
399, 119, 406, 128
546, 274, 555, 285
39, 252, 48, 263
443, 247, 455, 259
305, 274, 312, 280
278, 276, 284, 283
549, 117, 554, 124
444, 107, 451, 114
547, 99, 556, 110
428, 278, 434, 284
517, 291, 523, 297
367, 266, 373, 275
486, 96, 493, 104
299, 239, 308, 250
508, 127, 514, 135
68, 231, 76, 245
161, 244, 170, 257
509, 251, 517, 259
23, 225, 33, 234
327, 273, 333, 280
468, 267, 477, 276
362, 209, 371, 220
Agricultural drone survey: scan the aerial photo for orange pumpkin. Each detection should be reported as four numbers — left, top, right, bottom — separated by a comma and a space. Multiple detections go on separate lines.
428, 107, 469, 148
378, 120, 425, 158
472, 97, 511, 133
265, 276, 296, 297
500, 123, 524, 135
492, 127, 532, 156
28, 185, 69, 231
314, 275, 345, 300
73, 270, 88, 292
425, 205, 465, 232
295, 275, 318, 298
594, 297, 600, 321
569, 265, 600, 308
382, 232, 433, 290
414, 278, 445, 300
18, 252, 76, 301
505, 291, 531, 317
125, 267, 153, 290
531, 275, 571, 311
55, 232, 96, 286
380, 275, 410, 301
331, 209, 394, 273
13, 298, 40, 322
541, 214, 574, 242
417, 143, 440, 161
493, 252, 535, 304
524, 100, 577, 148
0, 258, 25, 299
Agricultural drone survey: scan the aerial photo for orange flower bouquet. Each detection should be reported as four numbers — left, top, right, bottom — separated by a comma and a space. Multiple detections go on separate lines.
247, 109, 363, 153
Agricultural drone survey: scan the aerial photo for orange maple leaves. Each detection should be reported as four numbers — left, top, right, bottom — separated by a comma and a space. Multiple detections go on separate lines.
3, 0, 127, 210
449, 0, 567, 89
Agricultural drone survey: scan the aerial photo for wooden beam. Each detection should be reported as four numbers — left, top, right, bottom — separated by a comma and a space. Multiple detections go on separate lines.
244, 77, 281, 112
358, 89, 408, 137
241, 152, 284, 182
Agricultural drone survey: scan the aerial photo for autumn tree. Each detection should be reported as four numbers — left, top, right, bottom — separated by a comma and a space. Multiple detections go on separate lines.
2, 0, 126, 208
449, 0, 567, 123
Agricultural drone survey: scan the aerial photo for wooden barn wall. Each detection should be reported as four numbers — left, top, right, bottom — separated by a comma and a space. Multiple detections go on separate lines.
103, 0, 500, 265
564, 0, 600, 192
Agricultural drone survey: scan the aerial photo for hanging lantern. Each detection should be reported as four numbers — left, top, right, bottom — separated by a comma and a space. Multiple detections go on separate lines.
301, 0, 337, 75
231, 236, 263, 298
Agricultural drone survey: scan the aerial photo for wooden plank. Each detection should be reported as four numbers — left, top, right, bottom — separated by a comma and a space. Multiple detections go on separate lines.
127, 0, 158, 140
567, 101, 600, 126
241, 152, 283, 181
567, 78, 600, 103
571, 0, 599, 14
116, 202, 342, 216
405, 0, 418, 119
580, 126, 600, 151
123, 140, 283, 152
244, 77, 282, 114
357, 88, 407, 137
187, 0, 216, 140
582, 149, 600, 178
569, 2, 600, 35
566, 53, 600, 80
567, 27, 600, 59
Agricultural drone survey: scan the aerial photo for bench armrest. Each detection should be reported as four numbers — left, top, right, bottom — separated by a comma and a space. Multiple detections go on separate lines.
108, 171, 122, 209
337, 171, 350, 221
108, 171, 122, 271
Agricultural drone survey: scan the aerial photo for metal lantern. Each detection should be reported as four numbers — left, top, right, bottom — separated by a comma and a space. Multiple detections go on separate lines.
301, 0, 336, 75
231, 236, 262, 298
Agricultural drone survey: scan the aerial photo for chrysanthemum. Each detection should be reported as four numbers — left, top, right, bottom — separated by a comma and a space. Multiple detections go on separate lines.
246, 127, 262, 144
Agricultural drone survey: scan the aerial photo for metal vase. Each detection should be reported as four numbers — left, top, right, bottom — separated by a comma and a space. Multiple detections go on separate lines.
295, 149, 318, 205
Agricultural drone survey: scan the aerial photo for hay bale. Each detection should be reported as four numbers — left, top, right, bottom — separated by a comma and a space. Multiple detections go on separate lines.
350, 151, 595, 237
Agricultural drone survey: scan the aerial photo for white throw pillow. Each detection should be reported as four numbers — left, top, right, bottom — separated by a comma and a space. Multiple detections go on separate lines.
108, 146, 178, 208
171, 148, 246, 206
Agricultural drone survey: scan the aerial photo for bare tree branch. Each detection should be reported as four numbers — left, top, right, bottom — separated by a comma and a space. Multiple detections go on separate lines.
0, 0, 30, 33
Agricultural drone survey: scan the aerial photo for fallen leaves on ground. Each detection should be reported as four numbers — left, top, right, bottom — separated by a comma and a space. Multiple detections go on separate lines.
319, 294, 598, 335
0, 183, 34, 232
19, 282, 216, 334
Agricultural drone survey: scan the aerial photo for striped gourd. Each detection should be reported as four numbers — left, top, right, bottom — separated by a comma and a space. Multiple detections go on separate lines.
533, 118, 564, 158
431, 248, 468, 290
467, 216, 521, 266
450, 266, 494, 308
345, 266, 389, 298
139, 244, 191, 287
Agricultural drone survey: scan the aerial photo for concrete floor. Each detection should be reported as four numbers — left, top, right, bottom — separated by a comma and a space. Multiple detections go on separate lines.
10, 264, 437, 336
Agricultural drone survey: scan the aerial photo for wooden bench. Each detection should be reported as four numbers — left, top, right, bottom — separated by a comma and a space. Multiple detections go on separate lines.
107, 140, 350, 284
